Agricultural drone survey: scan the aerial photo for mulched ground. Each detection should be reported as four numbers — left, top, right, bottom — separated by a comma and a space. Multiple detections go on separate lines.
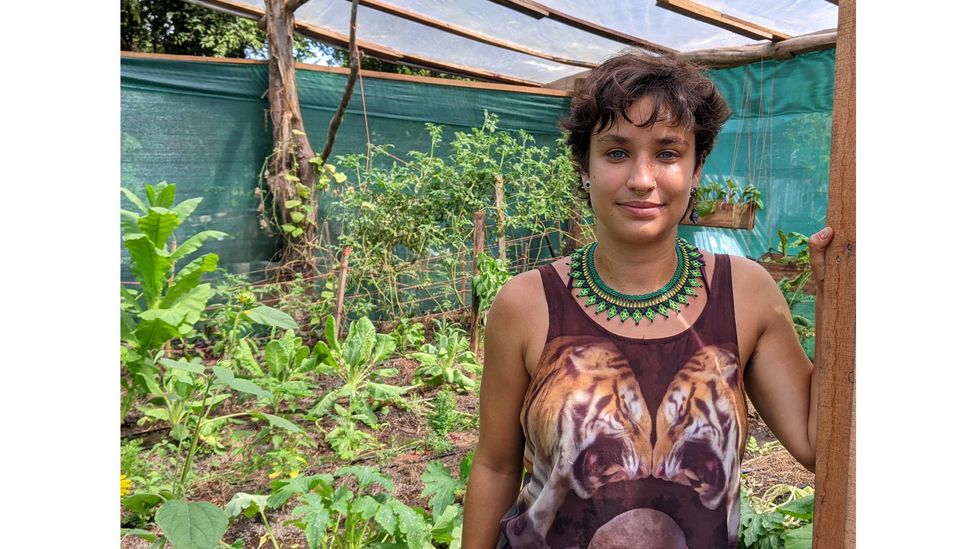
120, 353, 812, 548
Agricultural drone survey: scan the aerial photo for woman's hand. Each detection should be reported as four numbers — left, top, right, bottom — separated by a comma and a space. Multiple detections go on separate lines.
808, 227, 834, 293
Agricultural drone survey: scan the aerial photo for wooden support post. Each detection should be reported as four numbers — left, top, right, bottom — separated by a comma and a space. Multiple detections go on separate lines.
494, 174, 507, 264
563, 210, 583, 255
470, 212, 486, 355
334, 246, 352, 336
812, 0, 855, 547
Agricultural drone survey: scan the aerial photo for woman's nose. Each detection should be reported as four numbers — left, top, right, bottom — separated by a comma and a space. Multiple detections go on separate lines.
629, 158, 656, 191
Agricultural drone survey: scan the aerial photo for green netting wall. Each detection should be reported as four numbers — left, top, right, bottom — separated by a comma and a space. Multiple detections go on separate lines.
683, 49, 835, 258
121, 49, 833, 279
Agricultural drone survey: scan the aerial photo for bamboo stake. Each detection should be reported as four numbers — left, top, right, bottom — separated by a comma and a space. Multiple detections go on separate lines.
334, 246, 352, 336
494, 174, 506, 264
564, 212, 582, 255
470, 212, 485, 355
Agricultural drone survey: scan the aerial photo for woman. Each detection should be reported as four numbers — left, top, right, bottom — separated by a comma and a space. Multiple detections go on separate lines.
461, 51, 833, 549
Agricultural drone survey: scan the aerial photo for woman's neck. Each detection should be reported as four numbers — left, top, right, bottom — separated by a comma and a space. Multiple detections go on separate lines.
591, 228, 680, 295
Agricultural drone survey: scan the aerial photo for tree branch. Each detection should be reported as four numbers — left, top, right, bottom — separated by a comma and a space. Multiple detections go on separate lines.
319, 0, 360, 163
285, 0, 311, 11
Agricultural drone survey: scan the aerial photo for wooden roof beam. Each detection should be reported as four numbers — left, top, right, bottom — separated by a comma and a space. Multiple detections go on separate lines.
190, 0, 545, 86
347, 0, 597, 69
656, 0, 792, 42
489, 0, 677, 55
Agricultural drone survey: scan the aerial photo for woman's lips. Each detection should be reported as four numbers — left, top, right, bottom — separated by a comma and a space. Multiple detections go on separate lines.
619, 201, 663, 217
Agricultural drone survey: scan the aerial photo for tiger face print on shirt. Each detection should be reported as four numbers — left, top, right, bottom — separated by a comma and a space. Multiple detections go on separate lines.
650, 344, 747, 544
507, 336, 654, 547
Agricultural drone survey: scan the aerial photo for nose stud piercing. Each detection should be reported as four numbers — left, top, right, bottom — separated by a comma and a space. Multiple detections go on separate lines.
634, 179, 656, 197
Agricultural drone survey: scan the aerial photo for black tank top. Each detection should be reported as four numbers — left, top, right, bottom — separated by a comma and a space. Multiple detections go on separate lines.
498, 254, 747, 549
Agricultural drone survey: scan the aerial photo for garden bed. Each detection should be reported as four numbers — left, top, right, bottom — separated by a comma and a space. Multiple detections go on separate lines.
120, 352, 811, 549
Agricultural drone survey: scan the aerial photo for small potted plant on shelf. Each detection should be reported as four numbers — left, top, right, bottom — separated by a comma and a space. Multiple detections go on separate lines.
682, 176, 763, 229
756, 229, 816, 294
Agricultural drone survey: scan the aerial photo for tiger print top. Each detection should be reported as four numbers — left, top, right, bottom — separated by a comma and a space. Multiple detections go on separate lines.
498, 253, 747, 549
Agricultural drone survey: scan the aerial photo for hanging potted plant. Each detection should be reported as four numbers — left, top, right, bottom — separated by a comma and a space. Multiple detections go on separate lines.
682, 177, 762, 229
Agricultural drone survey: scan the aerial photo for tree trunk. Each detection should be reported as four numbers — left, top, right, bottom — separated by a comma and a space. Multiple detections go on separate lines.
263, 0, 319, 277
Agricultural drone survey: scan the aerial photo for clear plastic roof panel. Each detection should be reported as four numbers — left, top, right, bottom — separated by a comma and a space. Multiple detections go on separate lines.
210, 0, 837, 85
542, 0, 765, 51
698, 0, 839, 38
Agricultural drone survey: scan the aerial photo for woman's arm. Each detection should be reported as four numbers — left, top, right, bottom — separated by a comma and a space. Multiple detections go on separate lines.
461, 273, 536, 548
738, 228, 833, 472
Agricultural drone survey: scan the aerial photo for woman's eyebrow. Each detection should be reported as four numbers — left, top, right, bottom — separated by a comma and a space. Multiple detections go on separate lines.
595, 134, 630, 145
656, 135, 690, 147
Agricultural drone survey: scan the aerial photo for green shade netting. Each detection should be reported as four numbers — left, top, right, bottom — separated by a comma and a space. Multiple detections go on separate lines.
121, 49, 833, 280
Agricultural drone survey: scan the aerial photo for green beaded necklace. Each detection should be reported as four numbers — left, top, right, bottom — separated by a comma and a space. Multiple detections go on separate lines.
568, 238, 705, 324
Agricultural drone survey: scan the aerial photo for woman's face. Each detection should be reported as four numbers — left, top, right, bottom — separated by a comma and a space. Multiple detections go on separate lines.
582, 95, 701, 245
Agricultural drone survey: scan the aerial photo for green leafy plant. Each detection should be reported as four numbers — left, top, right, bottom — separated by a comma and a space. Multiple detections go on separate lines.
421, 450, 474, 518
271, 272, 338, 336
269, 466, 432, 549
426, 389, 463, 454
309, 316, 407, 424
739, 484, 814, 549
123, 497, 233, 549
694, 177, 764, 219
776, 271, 816, 361
235, 329, 324, 412
326, 112, 577, 319
774, 230, 811, 266
745, 436, 784, 457
472, 252, 512, 320
248, 429, 316, 481
132, 356, 303, 502
319, 403, 383, 461
121, 440, 172, 528
120, 182, 227, 422
226, 492, 280, 549
411, 322, 482, 392
391, 318, 426, 355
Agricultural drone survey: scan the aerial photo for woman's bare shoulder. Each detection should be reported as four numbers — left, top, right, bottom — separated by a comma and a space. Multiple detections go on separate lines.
490, 266, 548, 321
727, 254, 778, 291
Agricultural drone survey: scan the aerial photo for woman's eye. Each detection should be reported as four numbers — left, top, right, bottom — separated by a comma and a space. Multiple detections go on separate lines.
607, 150, 627, 160
658, 151, 678, 161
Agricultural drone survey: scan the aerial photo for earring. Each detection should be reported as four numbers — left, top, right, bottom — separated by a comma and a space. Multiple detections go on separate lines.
689, 187, 700, 224
582, 179, 591, 192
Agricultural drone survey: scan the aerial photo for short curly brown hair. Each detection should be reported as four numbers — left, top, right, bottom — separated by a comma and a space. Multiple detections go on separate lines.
561, 50, 731, 176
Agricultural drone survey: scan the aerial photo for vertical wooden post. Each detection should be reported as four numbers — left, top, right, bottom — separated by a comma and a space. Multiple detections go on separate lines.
813, 0, 855, 547
334, 246, 352, 336
564, 212, 583, 255
470, 211, 486, 355
494, 174, 507, 264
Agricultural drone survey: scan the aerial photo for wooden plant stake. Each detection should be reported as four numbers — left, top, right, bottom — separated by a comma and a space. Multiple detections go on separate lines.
564, 211, 582, 255
334, 246, 352, 337
494, 174, 507, 264
812, 0, 855, 547
470, 211, 485, 355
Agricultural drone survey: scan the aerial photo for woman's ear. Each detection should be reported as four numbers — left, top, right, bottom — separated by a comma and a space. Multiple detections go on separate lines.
692, 161, 703, 185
